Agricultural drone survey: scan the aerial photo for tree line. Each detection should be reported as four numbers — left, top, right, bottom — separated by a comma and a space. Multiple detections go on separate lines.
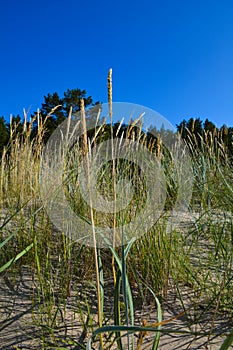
0, 87, 232, 161
176, 117, 233, 161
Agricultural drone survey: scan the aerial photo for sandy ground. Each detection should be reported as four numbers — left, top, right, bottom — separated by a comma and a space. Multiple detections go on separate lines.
0, 265, 232, 350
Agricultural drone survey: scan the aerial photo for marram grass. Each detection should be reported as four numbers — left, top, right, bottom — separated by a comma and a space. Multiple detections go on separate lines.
0, 72, 232, 349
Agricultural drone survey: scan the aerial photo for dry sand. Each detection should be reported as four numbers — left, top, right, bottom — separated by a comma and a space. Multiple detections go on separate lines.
0, 265, 232, 350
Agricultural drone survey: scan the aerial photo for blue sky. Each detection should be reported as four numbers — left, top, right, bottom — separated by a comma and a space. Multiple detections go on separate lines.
1, 0, 233, 128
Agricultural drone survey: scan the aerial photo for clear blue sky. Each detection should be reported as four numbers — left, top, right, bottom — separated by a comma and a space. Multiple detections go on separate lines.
1, 0, 233, 128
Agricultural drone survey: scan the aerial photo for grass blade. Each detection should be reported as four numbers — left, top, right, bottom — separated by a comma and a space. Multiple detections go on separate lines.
219, 329, 233, 350
114, 270, 123, 350
0, 242, 33, 273
0, 233, 15, 249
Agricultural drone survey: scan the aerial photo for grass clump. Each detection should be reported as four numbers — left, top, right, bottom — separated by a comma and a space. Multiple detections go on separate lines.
0, 72, 232, 349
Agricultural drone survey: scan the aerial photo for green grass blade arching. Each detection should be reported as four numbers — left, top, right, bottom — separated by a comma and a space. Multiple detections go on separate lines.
219, 329, 233, 350
109, 237, 136, 349
109, 239, 135, 325
149, 288, 162, 350
0, 242, 34, 273
0, 233, 15, 249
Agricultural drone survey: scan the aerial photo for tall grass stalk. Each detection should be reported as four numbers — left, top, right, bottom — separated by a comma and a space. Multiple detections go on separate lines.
108, 68, 117, 286
80, 98, 104, 349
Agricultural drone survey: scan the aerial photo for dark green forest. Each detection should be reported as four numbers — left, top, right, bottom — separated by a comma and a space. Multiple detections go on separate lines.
0, 87, 232, 160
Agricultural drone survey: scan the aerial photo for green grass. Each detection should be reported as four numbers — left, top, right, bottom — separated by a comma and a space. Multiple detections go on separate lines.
0, 98, 232, 349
